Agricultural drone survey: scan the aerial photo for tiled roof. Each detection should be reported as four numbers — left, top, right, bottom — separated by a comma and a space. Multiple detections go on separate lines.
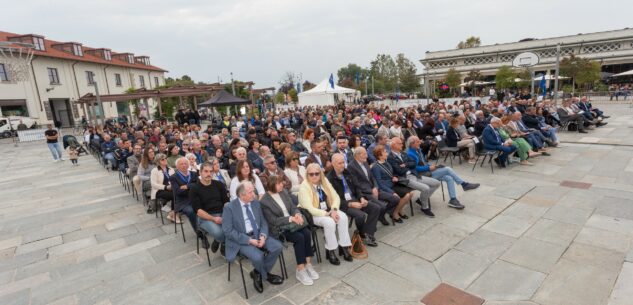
0, 30, 168, 72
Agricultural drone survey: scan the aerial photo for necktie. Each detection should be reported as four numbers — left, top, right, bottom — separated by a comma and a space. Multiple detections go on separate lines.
216, 172, 224, 183
244, 204, 259, 237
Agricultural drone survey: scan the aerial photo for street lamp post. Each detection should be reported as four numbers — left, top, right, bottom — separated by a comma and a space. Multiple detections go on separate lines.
91, 71, 104, 125
553, 44, 561, 105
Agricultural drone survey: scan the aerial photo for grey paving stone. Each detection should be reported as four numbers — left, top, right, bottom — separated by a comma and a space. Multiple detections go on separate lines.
73, 238, 127, 263
562, 242, 626, 273
0, 289, 31, 305
586, 214, 633, 235
366, 241, 403, 266
381, 252, 440, 294
304, 282, 376, 305
441, 213, 488, 233
434, 249, 493, 289
608, 262, 633, 305
0, 249, 48, 273
575, 227, 632, 253
401, 224, 468, 261
261, 296, 295, 305
48, 236, 98, 257
484, 301, 540, 305
342, 263, 424, 302
123, 227, 167, 246
455, 230, 515, 259
594, 196, 633, 220
542, 205, 593, 226
0, 269, 14, 286
500, 237, 566, 273
481, 215, 533, 238
524, 219, 582, 247
533, 259, 618, 305
95, 224, 139, 243
494, 184, 535, 200
467, 260, 545, 301
0, 272, 51, 298
104, 238, 160, 262
207, 292, 249, 305
15, 235, 63, 255
0, 237, 22, 251
76, 271, 146, 305
280, 271, 340, 305
501, 203, 550, 223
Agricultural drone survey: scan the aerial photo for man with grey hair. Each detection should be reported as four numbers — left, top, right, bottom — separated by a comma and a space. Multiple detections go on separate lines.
258, 154, 292, 192
222, 181, 284, 293
169, 157, 199, 232
483, 117, 517, 167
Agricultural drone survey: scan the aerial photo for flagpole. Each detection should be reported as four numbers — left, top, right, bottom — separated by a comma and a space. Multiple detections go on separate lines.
553, 44, 561, 105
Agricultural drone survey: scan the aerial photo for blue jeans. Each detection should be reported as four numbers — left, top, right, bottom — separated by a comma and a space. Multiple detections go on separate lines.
47, 143, 63, 160
178, 204, 197, 231
432, 167, 465, 199
197, 214, 224, 242
103, 152, 116, 167
542, 128, 558, 143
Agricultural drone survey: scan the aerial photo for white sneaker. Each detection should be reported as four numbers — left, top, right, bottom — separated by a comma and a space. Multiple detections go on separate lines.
161, 205, 172, 213
53, 159, 59, 162
295, 269, 313, 286
60, 158, 66, 161
305, 264, 319, 280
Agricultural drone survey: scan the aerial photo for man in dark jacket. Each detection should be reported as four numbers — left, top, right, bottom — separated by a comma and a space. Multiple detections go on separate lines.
327, 153, 380, 246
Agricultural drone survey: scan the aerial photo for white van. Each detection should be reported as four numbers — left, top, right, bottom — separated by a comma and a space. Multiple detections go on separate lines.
0, 116, 37, 138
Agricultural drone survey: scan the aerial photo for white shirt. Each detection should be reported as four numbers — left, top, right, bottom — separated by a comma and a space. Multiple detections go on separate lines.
229, 176, 266, 200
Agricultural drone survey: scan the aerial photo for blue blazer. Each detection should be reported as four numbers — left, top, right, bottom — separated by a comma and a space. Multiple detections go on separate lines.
482, 124, 503, 150
406, 147, 430, 173
221, 198, 270, 262
371, 162, 395, 195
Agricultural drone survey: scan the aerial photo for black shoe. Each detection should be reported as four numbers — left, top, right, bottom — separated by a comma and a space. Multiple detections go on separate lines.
602, 115, 610, 119
399, 213, 409, 220
326, 250, 340, 265
579, 130, 588, 133
210, 240, 220, 253
363, 236, 378, 247
266, 273, 284, 285
378, 214, 390, 226
448, 198, 465, 210
392, 216, 403, 224
493, 157, 502, 167
250, 270, 264, 293
338, 246, 353, 262
146, 207, 154, 214
421, 208, 435, 218
462, 182, 480, 191
220, 243, 226, 257
597, 122, 608, 127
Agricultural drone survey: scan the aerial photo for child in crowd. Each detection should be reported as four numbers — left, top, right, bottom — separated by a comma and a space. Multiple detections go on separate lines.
68, 144, 79, 166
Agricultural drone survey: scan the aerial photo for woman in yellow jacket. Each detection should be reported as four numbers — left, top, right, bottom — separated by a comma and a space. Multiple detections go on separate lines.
298, 163, 352, 265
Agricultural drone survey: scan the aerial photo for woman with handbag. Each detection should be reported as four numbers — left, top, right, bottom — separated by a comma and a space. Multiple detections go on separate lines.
298, 163, 353, 266
370, 145, 414, 224
261, 176, 318, 286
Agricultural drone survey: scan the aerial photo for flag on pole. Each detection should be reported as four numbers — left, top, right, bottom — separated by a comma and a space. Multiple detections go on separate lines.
329, 73, 335, 89
539, 74, 546, 97
355, 72, 360, 85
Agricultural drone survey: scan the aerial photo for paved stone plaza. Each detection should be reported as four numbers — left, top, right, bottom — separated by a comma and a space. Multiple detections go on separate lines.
1, 102, 632, 305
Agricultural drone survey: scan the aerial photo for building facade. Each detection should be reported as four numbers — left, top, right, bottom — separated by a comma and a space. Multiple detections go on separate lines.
420, 28, 633, 85
0, 31, 167, 127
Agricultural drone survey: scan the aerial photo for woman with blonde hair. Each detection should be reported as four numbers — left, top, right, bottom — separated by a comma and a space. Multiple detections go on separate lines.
298, 163, 352, 265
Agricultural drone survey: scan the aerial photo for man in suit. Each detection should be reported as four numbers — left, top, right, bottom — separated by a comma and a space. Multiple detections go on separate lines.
327, 154, 381, 247
367, 134, 389, 164
170, 157, 199, 232
348, 147, 395, 226
304, 139, 332, 173
556, 100, 589, 133
222, 181, 284, 293
483, 117, 517, 167
333, 136, 354, 168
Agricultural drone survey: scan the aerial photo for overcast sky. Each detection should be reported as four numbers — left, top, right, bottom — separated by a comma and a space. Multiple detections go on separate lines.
5, 0, 631, 88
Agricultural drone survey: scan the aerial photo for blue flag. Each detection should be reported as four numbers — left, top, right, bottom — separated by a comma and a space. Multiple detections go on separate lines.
539, 75, 546, 97
355, 72, 360, 85
329, 73, 335, 89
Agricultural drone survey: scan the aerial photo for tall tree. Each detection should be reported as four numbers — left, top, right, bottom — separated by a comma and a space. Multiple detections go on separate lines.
302, 80, 316, 91
370, 54, 397, 93
515, 68, 532, 89
560, 54, 601, 92
495, 66, 516, 90
457, 36, 481, 49
278, 71, 296, 94
337, 63, 370, 88
395, 53, 420, 93
445, 68, 461, 94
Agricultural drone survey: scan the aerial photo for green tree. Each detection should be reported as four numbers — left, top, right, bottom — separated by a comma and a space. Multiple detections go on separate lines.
302, 81, 316, 91
561, 55, 601, 91
445, 68, 461, 94
370, 54, 397, 93
337, 64, 370, 88
495, 66, 516, 90
288, 88, 298, 102
515, 68, 532, 89
395, 53, 419, 93
274, 92, 285, 104
457, 36, 481, 49
464, 70, 483, 95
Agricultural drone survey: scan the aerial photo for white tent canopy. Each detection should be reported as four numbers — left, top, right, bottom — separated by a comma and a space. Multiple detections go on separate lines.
613, 69, 633, 77
298, 78, 358, 106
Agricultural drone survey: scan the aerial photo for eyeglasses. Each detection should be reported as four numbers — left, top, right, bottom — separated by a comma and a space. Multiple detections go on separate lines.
307, 172, 320, 177
266, 161, 276, 165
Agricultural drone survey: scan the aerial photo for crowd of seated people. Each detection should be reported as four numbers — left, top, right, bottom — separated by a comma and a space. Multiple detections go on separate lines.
82, 95, 608, 294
